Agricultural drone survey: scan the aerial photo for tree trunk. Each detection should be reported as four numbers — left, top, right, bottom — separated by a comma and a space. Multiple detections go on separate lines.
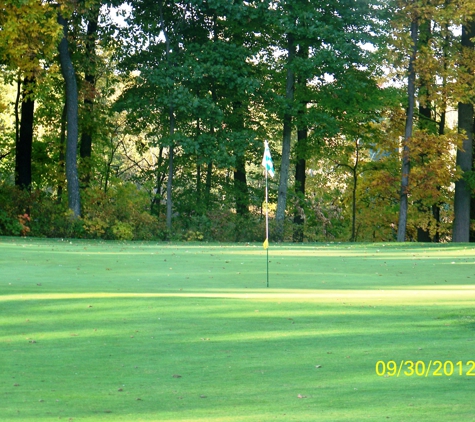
453, 22, 475, 242
159, 0, 174, 232
196, 162, 202, 208
151, 146, 164, 216
292, 127, 306, 242
397, 18, 418, 242
79, 6, 100, 187
234, 154, 249, 216
14, 77, 20, 158
15, 77, 35, 191
453, 102, 473, 242
166, 105, 175, 230
292, 44, 309, 243
58, 14, 81, 218
416, 18, 435, 242
275, 32, 296, 241
205, 160, 212, 208
350, 140, 359, 242
195, 118, 202, 213
57, 103, 67, 203
233, 101, 250, 217
431, 107, 445, 243
351, 169, 358, 242
430, 21, 451, 243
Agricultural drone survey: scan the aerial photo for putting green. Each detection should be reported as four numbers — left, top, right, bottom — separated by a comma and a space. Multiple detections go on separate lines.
1, 238, 475, 421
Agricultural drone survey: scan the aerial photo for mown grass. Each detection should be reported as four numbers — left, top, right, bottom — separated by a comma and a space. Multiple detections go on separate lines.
1, 238, 475, 421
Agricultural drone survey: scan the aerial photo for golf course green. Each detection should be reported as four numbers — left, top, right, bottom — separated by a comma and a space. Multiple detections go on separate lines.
1, 238, 475, 421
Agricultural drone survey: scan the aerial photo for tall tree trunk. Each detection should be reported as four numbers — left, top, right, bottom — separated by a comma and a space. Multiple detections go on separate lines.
454, 103, 473, 242
57, 103, 67, 203
196, 162, 202, 207
351, 168, 358, 242
195, 118, 202, 213
275, 32, 296, 241
14, 77, 20, 156
15, 77, 35, 191
166, 107, 175, 231
234, 154, 249, 216
205, 160, 213, 209
159, 0, 175, 232
417, 18, 435, 242
232, 102, 249, 217
350, 139, 360, 242
397, 18, 418, 242
293, 127, 306, 242
431, 21, 451, 243
293, 44, 309, 243
151, 146, 164, 216
453, 22, 475, 242
79, 6, 100, 187
58, 14, 81, 218
432, 107, 445, 243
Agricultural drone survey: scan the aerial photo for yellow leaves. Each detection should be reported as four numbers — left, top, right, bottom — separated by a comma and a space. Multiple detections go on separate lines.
0, 90, 7, 114
404, 129, 460, 201
0, 0, 62, 75
449, 46, 475, 104
389, 0, 475, 107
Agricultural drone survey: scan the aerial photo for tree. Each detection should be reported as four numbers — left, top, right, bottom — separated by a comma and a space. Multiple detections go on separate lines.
0, 0, 61, 190
57, 11, 81, 217
318, 69, 395, 242
79, 3, 101, 186
397, 8, 418, 242
15, 77, 34, 190
292, 43, 310, 243
116, 0, 266, 232
275, 31, 296, 241
416, 17, 437, 242
267, 0, 386, 241
453, 20, 475, 242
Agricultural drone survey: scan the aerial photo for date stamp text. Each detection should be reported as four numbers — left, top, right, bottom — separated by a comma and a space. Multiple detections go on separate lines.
376, 360, 475, 377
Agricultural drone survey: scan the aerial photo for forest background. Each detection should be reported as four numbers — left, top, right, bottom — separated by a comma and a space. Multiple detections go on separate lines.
1, 0, 475, 243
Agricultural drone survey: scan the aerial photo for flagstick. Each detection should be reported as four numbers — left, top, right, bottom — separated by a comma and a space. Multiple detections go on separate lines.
265, 169, 269, 288
262, 140, 273, 288
266, 246, 269, 288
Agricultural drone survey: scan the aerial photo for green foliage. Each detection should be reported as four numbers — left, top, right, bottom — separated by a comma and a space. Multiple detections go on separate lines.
172, 210, 265, 243
0, 184, 82, 237
0, 209, 24, 236
463, 170, 475, 191
0, 185, 30, 235
82, 183, 163, 241
0, 0, 471, 243
0, 183, 164, 240
111, 221, 134, 241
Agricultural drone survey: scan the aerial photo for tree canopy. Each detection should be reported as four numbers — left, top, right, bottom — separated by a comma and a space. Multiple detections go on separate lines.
0, 0, 474, 242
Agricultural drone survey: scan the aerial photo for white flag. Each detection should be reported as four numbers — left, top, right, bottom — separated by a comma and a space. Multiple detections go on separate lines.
262, 140, 275, 177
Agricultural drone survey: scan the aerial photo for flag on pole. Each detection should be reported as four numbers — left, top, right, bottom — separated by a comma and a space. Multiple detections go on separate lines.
262, 140, 275, 178
262, 140, 273, 252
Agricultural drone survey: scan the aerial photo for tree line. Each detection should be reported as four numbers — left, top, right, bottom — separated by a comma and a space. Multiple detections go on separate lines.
0, 0, 474, 242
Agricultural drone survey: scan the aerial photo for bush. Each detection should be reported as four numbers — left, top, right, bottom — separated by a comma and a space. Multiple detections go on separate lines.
0, 183, 164, 240
82, 184, 163, 240
0, 185, 30, 236
172, 209, 267, 242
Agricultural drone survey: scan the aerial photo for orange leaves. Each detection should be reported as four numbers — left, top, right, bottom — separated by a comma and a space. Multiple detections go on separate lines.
408, 129, 462, 204
18, 213, 30, 236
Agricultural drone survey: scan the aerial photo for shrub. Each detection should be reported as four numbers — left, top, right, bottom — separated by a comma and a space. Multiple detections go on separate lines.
82, 184, 162, 240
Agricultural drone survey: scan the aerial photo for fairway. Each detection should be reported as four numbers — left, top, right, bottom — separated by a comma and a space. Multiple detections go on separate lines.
1, 238, 475, 421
